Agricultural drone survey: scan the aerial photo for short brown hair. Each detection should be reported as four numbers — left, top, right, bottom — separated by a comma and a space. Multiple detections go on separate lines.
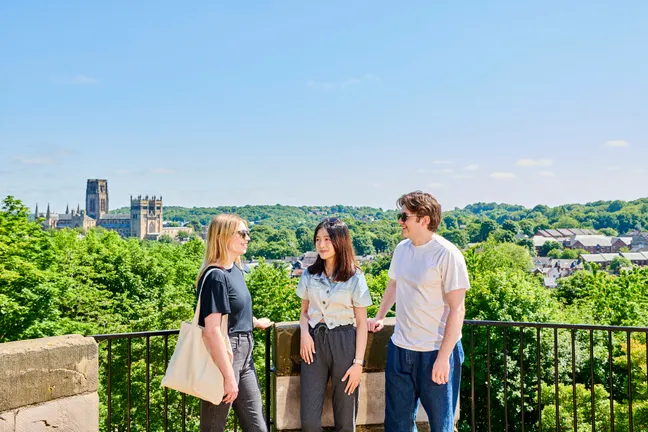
397, 191, 442, 232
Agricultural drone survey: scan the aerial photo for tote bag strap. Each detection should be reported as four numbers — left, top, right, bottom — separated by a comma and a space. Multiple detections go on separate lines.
193, 267, 224, 326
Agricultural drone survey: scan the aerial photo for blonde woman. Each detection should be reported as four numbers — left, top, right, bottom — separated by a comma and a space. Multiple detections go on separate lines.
197, 214, 273, 432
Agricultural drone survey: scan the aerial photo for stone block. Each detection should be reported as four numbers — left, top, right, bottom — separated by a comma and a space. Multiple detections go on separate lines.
0, 335, 98, 412
0, 411, 15, 432
14, 393, 98, 432
274, 372, 428, 431
273, 318, 396, 376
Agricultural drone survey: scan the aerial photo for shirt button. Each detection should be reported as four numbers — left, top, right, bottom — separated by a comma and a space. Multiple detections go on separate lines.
323, 301, 326, 304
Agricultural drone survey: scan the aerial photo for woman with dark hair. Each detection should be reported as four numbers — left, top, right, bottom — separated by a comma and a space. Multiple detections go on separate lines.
296, 218, 373, 432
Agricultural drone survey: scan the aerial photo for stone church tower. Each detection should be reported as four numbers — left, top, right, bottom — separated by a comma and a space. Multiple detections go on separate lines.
130, 195, 163, 239
86, 179, 109, 219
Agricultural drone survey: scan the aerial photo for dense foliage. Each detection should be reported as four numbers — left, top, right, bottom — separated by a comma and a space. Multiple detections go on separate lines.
4, 195, 648, 430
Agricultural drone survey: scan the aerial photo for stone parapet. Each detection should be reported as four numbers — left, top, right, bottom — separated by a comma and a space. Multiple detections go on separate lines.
0, 334, 98, 432
272, 319, 430, 431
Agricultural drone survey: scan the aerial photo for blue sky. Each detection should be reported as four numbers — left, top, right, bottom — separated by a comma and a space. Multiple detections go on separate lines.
1, 1, 647, 213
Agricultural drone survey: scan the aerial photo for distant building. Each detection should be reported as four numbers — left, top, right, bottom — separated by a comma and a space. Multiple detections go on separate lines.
535, 228, 599, 238
567, 235, 631, 254
38, 179, 183, 240
625, 230, 648, 251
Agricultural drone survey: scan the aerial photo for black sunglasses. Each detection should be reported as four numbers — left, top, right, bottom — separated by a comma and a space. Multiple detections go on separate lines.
397, 212, 415, 222
237, 229, 251, 239
322, 217, 340, 224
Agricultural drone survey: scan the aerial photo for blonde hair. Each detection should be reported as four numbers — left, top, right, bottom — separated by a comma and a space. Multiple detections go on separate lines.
196, 214, 248, 285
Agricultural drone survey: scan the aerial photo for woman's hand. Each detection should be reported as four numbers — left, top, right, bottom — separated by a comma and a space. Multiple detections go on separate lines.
222, 376, 239, 404
300, 331, 316, 364
341, 364, 362, 395
254, 317, 274, 330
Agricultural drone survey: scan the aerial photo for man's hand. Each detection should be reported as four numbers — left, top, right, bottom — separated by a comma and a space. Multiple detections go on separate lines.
341, 364, 363, 395
222, 376, 239, 404
431, 355, 450, 385
367, 317, 384, 333
254, 317, 274, 330
300, 331, 316, 364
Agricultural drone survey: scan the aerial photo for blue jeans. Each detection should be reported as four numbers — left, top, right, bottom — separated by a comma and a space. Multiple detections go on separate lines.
385, 339, 463, 432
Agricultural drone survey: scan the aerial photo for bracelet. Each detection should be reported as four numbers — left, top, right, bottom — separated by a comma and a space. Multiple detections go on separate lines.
352, 358, 365, 366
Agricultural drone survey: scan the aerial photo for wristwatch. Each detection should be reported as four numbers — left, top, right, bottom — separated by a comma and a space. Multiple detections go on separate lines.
352, 358, 365, 366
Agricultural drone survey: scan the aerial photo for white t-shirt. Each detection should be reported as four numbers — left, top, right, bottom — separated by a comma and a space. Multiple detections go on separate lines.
388, 235, 470, 352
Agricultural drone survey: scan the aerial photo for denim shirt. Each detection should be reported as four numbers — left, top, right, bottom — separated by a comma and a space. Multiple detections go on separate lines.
296, 268, 373, 329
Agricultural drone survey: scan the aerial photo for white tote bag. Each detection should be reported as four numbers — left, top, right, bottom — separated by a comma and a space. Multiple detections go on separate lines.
161, 268, 232, 405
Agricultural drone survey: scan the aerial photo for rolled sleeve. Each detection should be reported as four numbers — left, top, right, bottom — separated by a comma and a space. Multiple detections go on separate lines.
351, 272, 373, 307
296, 271, 309, 299
442, 250, 471, 293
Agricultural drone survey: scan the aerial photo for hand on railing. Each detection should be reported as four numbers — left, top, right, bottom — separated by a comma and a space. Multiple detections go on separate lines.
367, 317, 384, 332
254, 317, 274, 329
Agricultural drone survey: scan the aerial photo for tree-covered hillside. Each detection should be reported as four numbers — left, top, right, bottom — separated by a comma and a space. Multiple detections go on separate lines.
4, 195, 648, 430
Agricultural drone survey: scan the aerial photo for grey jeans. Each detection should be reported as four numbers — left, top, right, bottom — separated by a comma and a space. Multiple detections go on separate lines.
300, 323, 358, 432
200, 332, 267, 432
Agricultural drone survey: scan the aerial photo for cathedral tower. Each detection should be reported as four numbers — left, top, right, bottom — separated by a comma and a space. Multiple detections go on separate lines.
86, 179, 109, 219
130, 195, 163, 239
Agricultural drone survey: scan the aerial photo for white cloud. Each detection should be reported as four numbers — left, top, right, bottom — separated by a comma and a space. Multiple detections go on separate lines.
490, 172, 516, 179
538, 171, 556, 177
436, 168, 454, 174
432, 160, 453, 165
453, 174, 474, 179
307, 74, 378, 90
150, 168, 176, 174
71, 74, 98, 84
416, 168, 427, 174
606, 166, 621, 171
464, 164, 479, 171
426, 183, 444, 189
516, 158, 553, 167
605, 140, 629, 148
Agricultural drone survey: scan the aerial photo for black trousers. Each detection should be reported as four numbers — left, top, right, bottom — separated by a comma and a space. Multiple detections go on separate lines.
300, 324, 358, 432
200, 333, 267, 432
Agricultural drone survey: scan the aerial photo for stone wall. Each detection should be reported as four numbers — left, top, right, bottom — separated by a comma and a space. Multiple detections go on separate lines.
0, 335, 99, 432
272, 318, 431, 431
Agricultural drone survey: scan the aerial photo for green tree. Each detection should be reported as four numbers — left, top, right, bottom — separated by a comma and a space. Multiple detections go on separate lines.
599, 227, 619, 237
540, 240, 563, 257
353, 233, 376, 256
443, 229, 469, 249
478, 219, 499, 242
609, 256, 632, 273
492, 228, 516, 243
502, 220, 520, 234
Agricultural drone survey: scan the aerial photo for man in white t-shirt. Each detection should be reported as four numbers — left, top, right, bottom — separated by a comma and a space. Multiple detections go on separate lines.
368, 191, 470, 432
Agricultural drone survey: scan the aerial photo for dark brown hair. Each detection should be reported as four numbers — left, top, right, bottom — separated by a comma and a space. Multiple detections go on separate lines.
397, 190, 442, 232
307, 218, 358, 282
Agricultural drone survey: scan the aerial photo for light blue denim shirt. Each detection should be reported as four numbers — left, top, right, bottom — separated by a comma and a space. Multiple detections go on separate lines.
296, 267, 373, 329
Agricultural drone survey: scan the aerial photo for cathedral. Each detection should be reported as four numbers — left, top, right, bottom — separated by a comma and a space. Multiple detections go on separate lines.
38, 179, 164, 240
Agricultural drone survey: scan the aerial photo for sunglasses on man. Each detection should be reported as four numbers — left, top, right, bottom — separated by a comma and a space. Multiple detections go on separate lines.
397, 213, 416, 222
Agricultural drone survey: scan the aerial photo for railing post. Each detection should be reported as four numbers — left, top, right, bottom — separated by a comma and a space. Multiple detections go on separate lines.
265, 326, 272, 429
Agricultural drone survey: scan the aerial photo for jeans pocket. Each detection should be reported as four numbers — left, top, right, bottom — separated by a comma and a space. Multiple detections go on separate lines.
230, 338, 240, 353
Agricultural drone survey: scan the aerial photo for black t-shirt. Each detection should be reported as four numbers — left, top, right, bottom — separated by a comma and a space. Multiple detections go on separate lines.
197, 265, 253, 334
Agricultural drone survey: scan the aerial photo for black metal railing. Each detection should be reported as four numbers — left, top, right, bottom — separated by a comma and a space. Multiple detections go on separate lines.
93, 328, 274, 432
94, 321, 648, 431
464, 320, 648, 432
